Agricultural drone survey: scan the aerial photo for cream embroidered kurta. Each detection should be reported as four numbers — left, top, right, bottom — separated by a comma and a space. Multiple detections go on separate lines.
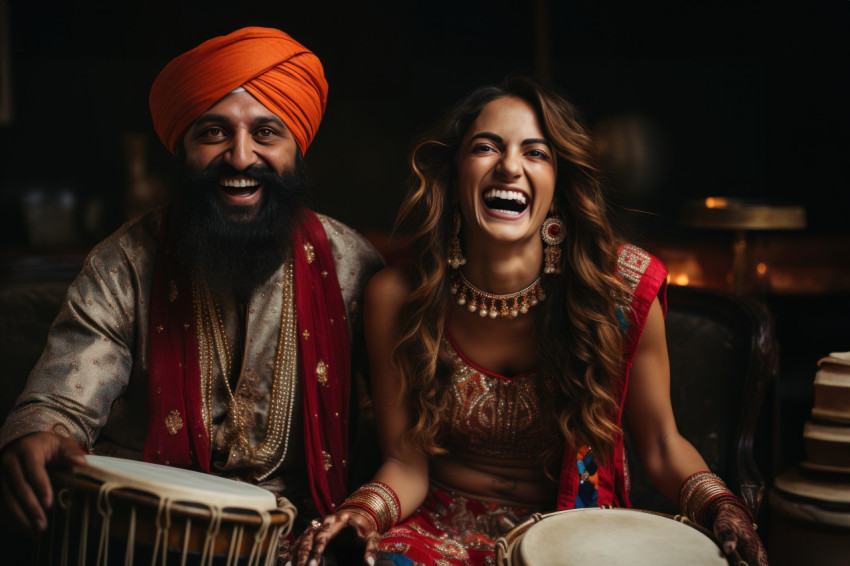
0, 206, 383, 503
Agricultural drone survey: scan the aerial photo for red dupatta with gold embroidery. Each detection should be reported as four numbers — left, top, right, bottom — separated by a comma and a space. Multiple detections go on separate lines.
144, 208, 350, 515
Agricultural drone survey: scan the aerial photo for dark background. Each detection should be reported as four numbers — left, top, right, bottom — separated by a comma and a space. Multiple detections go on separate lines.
0, 0, 848, 528
2, 1, 847, 244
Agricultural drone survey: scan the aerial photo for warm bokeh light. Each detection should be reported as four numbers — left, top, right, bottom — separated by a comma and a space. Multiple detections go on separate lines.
667, 272, 691, 286
757, 262, 768, 277
705, 197, 729, 209
663, 254, 703, 287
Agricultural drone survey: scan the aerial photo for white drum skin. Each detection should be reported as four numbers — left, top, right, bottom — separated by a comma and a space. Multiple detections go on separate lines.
75, 455, 280, 509
496, 508, 729, 566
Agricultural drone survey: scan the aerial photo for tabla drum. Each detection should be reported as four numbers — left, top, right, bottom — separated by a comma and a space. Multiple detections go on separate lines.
40, 455, 295, 566
495, 508, 731, 566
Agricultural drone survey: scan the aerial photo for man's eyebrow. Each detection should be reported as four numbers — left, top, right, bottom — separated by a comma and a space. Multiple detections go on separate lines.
192, 114, 231, 127
252, 115, 287, 129
191, 114, 287, 129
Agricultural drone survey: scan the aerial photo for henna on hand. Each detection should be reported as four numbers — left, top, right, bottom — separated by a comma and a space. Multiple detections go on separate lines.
287, 511, 381, 566
711, 503, 769, 566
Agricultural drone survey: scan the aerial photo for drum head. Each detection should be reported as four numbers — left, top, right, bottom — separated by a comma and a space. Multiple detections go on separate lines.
75, 455, 278, 510
516, 508, 728, 566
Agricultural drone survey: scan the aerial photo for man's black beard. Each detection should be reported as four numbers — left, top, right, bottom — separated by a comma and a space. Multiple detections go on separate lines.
172, 161, 309, 301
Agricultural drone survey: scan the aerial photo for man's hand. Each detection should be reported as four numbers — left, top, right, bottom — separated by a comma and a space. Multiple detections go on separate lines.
0, 432, 87, 535
712, 502, 769, 566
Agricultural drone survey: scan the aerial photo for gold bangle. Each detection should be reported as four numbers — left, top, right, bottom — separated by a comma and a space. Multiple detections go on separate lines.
337, 481, 401, 533
678, 472, 734, 526
365, 482, 400, 523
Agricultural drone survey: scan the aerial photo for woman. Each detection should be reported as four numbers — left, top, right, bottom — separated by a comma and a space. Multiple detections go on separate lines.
290, 77, 767, 566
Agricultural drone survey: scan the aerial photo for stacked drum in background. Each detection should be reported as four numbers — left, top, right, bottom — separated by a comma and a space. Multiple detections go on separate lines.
768, 352, 850, 565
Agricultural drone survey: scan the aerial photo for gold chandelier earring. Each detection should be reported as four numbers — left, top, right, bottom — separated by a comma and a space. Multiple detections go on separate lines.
447, 211, 467, 269
541, 215, 566, 274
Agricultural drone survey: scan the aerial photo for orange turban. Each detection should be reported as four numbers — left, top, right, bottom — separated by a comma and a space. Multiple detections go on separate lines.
149, 27, 328, 156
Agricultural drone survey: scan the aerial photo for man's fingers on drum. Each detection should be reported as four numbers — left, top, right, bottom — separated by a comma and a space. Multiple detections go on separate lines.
20, 449, 54, 509
3, 458, 47, 532
1, 480, 41, 533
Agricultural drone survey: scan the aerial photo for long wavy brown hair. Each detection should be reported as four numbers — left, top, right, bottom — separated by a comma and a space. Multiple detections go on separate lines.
392, 76, 632, 464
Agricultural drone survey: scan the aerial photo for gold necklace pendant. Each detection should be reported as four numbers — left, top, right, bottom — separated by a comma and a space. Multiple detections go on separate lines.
450, 271, 546, 319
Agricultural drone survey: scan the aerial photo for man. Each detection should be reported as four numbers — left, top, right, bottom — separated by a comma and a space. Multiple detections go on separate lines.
0, 27, 383, 540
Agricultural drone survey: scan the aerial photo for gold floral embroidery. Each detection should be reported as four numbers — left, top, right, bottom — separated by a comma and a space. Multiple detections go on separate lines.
316, 360, 329, 386
443, 337, 560, 460
304, 242, 316, 264
165, 410, 183, 435
322, 450, 333, 471
155, 324, 165, 334
302, 330, 310, 340
168, 280, 179, 302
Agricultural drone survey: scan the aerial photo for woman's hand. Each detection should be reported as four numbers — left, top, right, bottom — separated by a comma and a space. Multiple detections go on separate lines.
712, 502, 769, 566
289, 509, 382, 566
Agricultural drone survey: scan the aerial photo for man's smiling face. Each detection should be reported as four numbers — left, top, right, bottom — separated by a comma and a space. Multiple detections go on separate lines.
181, 90, 299, 222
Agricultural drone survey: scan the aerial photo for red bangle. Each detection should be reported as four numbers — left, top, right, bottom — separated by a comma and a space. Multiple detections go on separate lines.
704, 493, 754, 525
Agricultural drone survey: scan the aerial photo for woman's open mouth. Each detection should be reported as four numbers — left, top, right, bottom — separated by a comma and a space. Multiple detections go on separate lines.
482, 188, 529, 216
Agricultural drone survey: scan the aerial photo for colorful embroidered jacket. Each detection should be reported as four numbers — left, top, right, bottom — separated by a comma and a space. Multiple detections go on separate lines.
555, 244, 668, 510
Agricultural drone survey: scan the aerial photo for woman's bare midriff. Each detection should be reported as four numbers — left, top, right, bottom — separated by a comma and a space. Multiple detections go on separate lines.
430, 453, 557, 508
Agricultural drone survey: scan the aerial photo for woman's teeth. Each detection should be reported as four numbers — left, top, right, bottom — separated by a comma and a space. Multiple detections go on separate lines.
483, 188, 529, 214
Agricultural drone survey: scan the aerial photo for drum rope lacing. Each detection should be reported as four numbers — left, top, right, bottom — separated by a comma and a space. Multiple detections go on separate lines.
50, 465, 294, 566
79, 492, 91, 565
95, 482, 118, 566
201, 503, 223, 566
226, 522, 243, 565
151, 496, 170, 566
249, 512, 271, 566
57, 487, 73, 566
124, 505, 137, 566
